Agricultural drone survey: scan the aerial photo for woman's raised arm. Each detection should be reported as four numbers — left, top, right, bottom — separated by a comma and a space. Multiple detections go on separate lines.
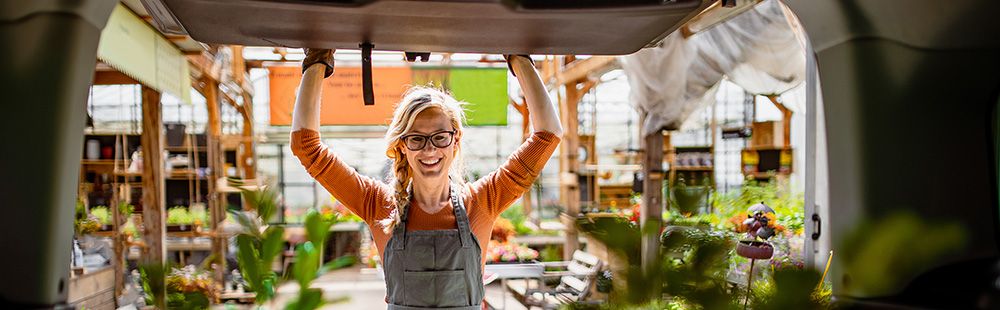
290, 49, 388, 223
509, 55, 563, 137
468, 55, 562, 217
292, 49, 334, 131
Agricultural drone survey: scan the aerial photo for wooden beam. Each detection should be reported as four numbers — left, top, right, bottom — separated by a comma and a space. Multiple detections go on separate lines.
93, 70, 138, 85
555, 56, 617, 86
641, 130, 664, 288
187, 52, 220, 82
140, 86, 166, 309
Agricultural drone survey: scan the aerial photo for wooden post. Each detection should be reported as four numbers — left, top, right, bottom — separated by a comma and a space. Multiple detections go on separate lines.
239, 93, 256, 180
202, 77, 228, 286
641, 129, 664, 273
767, 95, 793, 148
111, 185, 125, 298
559, 70, 597, 259
140, 86, 166, 308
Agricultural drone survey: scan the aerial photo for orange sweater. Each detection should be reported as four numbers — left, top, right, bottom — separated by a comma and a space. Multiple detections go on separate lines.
291, 129, 560, 265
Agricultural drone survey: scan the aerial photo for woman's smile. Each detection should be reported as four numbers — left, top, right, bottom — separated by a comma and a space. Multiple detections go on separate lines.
418, 157, 443, 170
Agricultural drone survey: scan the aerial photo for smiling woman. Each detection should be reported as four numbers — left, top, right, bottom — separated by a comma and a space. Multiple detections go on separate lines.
289, 49, 561, 309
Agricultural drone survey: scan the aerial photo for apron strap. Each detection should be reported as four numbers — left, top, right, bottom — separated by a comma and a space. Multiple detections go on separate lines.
451, 185, 474, 248
392, 189, 413, 251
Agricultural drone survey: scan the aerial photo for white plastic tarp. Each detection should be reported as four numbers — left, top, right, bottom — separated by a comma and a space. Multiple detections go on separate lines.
621, 0, 806, 134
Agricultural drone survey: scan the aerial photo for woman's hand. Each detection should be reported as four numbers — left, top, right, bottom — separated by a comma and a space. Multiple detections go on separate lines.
292, 48, 335, 131
507, 55, 563, 137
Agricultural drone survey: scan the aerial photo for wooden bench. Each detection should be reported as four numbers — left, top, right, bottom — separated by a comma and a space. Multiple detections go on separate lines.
504, 250, 604, 309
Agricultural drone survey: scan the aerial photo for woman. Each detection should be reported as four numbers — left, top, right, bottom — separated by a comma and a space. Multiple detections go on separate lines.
290, 49, 562, 309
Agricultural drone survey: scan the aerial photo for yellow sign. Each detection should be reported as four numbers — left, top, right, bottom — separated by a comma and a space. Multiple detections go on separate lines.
97, 4, 191, 103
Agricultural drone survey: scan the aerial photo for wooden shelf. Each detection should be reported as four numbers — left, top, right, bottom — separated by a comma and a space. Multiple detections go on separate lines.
114, 171, 143, 177
672, 166, 714, 171
80, 160, 121, 165
744, 145, 791, 151
165, 146, 207, 152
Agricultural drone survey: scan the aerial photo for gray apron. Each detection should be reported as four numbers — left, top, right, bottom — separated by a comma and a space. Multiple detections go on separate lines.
383, 186, 484, 309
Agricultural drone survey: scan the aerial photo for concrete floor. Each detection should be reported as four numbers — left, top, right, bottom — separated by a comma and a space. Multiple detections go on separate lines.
219, 265, 528, 309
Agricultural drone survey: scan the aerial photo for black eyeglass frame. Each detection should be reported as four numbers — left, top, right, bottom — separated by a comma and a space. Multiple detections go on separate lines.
401, 130, 457, 151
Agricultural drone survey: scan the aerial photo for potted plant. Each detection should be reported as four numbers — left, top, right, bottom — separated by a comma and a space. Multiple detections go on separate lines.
167, 206, 193, 232
90, 206, 112, 231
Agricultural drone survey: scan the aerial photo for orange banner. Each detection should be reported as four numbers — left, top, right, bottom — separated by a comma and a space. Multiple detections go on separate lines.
268, 66, 412, 126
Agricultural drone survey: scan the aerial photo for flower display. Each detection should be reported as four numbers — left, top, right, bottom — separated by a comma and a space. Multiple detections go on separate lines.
165, 265, 218, 302
486, 240, 538, 263
491, 218, 516, 242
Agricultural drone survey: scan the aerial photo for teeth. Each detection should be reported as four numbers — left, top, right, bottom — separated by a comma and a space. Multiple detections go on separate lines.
419, 159, 441, 165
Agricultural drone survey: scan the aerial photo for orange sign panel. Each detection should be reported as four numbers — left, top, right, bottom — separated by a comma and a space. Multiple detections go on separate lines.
268, 66, 412, 126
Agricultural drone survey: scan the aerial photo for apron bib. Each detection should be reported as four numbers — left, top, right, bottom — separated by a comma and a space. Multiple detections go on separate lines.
383, 185, 484, 309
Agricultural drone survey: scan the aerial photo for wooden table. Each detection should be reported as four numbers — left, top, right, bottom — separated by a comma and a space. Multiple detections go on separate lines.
68, 266, 115, 310
484, 263, 544, 309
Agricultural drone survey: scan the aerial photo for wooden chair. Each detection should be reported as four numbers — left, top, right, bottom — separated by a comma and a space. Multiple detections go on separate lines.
505, 250, 604, 309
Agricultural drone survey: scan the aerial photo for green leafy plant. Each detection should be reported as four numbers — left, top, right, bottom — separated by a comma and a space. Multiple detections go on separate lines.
139, 262, 169, 309
231, 184, 285, 305
712, 177, 804, 235
167, 206, 194, 225
140, 263, 216, 309
189, 207, 209, 227
75, 199, 87, 221
118, 201, 135, 218
89, 206, 111, 225
75, 217, 101, 235
284, 208, 356, 310
575, 216, 825, 309
500, 204, 535, 235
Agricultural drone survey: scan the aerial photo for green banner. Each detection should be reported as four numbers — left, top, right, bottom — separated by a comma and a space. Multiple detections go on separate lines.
446, 68, 509, 126
97, 4, 191, 103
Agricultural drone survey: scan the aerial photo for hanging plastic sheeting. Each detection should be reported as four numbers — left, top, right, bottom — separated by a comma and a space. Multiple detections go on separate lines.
621, 0, 805, 134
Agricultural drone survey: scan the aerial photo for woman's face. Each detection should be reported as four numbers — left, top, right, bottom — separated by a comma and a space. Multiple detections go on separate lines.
400, 108, 458, 180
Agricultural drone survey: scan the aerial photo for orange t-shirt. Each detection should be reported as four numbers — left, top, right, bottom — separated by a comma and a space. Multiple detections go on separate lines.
290, 129, 560, 265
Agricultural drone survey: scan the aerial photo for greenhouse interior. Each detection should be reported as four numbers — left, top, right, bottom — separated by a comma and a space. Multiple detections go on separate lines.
3, 0, 1000, 309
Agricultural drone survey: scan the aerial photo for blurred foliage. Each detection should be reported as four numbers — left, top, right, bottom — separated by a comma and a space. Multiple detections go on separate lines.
139, 262, 168, 309
232, 184, 287, 305
119, 200, 135, 218
501, 204, 536, 235
284, 209, 357, 310
574, 213, 825, 309
234, 183, 355, 309
541, 245, 563, 262
140, 263, 217, 309
89, 206, 111, 225
167, 206, 193, 225
837, 211, 966, 296
711, 178, 804, 236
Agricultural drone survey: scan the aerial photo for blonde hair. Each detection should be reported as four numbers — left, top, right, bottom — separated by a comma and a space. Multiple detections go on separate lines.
379, 86, 467, 233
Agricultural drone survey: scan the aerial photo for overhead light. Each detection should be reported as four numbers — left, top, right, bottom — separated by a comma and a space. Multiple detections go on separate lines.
139, 0, 188, 35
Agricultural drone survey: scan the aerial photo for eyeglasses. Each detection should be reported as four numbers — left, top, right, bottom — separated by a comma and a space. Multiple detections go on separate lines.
401, 130, 456, 151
